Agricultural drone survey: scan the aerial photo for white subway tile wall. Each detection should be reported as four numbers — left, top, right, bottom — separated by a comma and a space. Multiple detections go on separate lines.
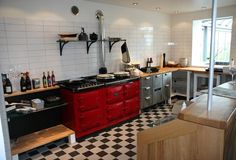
0, 17, 171, 87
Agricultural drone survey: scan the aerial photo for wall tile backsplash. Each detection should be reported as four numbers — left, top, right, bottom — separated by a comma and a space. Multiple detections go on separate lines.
0, 17, 171, 86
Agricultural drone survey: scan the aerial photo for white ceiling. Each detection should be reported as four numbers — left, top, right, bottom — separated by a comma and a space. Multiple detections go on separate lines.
86, 0, 236, 14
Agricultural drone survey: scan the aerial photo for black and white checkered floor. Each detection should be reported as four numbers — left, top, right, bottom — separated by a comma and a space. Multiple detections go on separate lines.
19, 105, 173, 160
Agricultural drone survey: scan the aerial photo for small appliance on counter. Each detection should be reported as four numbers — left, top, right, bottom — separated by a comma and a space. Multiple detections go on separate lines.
31, 98, 44, 110
179, 58, 188, 67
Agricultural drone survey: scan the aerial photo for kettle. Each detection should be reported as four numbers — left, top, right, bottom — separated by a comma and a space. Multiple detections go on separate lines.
79, 27, 88, 41
90, 32, 98, 41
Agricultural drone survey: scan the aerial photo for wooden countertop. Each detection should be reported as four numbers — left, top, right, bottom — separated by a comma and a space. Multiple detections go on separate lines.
178, 94, 236, 129
139, 66, 208, 77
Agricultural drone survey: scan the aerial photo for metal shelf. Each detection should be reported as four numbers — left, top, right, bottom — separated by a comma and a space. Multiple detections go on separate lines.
57, 39, 97, 55
108, 39, 126, 52
57, 38, 126, 55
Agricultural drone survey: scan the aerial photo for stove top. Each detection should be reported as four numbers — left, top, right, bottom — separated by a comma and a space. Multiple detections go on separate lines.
59, 74, 139, 92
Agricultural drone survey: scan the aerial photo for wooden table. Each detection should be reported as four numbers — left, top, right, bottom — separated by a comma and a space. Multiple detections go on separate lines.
137, 92, 236, 160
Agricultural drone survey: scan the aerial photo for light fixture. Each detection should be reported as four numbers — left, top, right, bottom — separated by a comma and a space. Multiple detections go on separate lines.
132, 2, 138, 6
175, 10, 180, 14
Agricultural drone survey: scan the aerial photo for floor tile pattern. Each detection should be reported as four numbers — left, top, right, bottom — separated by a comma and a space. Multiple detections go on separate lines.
19, 105, 173, 160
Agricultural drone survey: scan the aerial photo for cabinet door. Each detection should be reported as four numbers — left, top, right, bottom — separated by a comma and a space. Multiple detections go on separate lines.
107, 102, 124, 121
153, 74, 162, 89
106, 85, 124, 104
142, 95, 152, 109
163, 72, 172, 100
124, 97, 139, 115
79, 109, 102, 131
78, 89, 103, 112
141, 76, 153, 87
124, 80, 140, 100
153, 88, 163, 104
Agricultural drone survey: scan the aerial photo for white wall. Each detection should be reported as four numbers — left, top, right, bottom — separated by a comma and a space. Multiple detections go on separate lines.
170, 5, 236, 66
0, 0, 171, 86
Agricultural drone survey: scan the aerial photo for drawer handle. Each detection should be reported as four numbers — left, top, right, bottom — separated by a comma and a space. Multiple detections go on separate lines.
145, 97, 151, 100
154, 88, 161, 91
145, 87, 150, 90
145, 77, 150, 80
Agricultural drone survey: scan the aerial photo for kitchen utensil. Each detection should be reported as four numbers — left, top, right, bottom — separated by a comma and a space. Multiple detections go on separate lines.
58, 33, 78, 41
97, 74, 115, 80
163, 53, 166, 67
99, 67, 107, 74
113, 71, 130, 78
179, 58, 188, 67
89, 32, 98, 41
32, 78, 40, 89
79, 27, 88, 41
121, 42, 130, 63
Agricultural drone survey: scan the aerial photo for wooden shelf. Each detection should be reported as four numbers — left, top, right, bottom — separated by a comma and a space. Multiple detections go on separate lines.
11, 124, 74, 155
4, 85, 60, 98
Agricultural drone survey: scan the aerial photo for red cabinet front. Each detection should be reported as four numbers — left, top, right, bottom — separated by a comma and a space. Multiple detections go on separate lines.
124, 80, 140, 100
124, 97, 140, 115
79, 109, 102, 131
106, 85, 124, 104
107, 102, 124, 121
78, 89, 104, 112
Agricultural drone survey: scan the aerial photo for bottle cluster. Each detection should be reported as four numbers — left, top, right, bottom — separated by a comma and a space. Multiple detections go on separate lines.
42, 71, 56, 88
1, 70, 56, 94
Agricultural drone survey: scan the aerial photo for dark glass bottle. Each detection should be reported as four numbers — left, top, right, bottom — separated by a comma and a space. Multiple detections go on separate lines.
47, 71, 52, 87
20, 73, 27, 92
25, 72, 32, 90
51, 71, 56, 86
5, 74, 12, 94
42, 72, 47, 88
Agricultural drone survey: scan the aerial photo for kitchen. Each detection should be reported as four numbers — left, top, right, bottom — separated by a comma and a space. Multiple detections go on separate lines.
0, 0, 236, 160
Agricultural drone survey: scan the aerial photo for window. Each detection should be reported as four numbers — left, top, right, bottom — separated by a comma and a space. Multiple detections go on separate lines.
192, 17, 233, 66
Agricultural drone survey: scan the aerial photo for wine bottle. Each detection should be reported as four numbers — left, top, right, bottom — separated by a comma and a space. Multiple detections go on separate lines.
25, 72, 32, 90
5, 74, 12, 94
42, 72, 47, 88
51, 71, 56, 86
47, 71, 52, 87
20, 73, 27, 92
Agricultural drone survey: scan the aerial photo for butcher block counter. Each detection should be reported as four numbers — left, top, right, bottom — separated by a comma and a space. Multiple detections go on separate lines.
137, 82, 236, 160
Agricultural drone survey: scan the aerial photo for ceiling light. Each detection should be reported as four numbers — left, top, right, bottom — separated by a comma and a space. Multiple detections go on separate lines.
156, 7, 161, 11
175, 10, 180, 14
132, 2, 138, 6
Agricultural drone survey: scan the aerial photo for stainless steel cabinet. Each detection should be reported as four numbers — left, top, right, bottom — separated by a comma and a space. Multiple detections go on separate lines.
153, 74, 163, 104
140, 76, 153, 109
162, 72, 172, 102
172, 71, 193, 99
141, 72, 172, 109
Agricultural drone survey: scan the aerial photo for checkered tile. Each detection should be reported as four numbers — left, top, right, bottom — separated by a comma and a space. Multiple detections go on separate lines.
19, 105, 173, 160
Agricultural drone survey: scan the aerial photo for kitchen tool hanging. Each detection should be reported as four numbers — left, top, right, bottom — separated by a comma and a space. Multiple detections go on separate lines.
121, 42, 131, 64
79, 27, 88, 41
90, 32, 98, 41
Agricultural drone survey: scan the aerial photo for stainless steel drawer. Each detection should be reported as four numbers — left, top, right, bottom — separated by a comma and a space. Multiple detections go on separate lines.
153, 74, 162, 89
141, 76, 153, 87
142, 96, 153, 109
153, 88, 162, 104
142, 86, 152, 96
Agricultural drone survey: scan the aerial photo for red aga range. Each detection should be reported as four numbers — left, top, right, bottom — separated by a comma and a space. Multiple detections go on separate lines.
60, 76, 140, 138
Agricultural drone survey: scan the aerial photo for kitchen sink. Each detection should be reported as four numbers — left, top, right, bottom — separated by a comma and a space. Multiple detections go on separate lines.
140, 67, 159, 73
